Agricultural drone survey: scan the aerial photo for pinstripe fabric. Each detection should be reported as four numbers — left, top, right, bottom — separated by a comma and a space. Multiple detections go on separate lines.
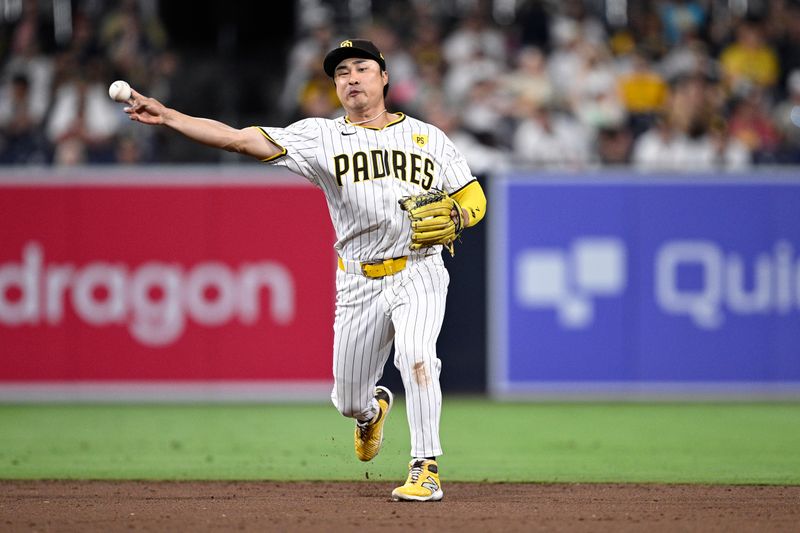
259, 113, 472, 459
259, 115, 474, 261
387, 255, 448, 457
330, 254, 447, 457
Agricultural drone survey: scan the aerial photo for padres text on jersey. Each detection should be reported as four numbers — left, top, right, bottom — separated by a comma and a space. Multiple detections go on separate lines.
332, 149, 435, 188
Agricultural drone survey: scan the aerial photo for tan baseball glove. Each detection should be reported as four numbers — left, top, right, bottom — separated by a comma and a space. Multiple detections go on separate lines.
398, 189, 465, 256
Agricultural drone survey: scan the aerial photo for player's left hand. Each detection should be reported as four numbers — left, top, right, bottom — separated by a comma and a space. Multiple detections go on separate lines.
399, 190, 466, 256
453, 206, 469, 227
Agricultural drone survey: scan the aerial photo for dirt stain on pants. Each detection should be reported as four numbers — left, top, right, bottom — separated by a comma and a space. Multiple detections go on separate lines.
412, 362, 430, 387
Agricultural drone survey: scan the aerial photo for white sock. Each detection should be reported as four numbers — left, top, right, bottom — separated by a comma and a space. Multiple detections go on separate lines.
356, 402, 379, 426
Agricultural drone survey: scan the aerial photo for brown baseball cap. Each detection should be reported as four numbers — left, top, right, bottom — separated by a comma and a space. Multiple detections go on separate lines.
323, 39, 386, 77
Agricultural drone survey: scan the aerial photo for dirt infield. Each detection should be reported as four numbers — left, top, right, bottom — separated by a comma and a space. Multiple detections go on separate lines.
1, 481, 798, 532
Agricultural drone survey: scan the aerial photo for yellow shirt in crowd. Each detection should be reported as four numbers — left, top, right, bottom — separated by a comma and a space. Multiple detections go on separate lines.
719, 44, 779, 88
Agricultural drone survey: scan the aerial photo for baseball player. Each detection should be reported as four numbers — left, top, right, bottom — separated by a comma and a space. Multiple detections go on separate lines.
123, 39, 486, 502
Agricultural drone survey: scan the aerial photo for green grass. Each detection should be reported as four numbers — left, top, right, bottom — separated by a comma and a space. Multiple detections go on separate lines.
1, 400, 799, 484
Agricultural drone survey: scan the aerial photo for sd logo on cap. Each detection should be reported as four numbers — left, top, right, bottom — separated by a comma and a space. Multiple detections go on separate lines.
323, 39, 386, 77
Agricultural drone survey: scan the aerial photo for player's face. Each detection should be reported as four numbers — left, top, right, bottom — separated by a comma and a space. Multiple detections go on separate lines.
333, 58, 388, 110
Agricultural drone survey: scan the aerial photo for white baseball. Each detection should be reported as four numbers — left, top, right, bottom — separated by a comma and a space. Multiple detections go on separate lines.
108, 80, 132, 102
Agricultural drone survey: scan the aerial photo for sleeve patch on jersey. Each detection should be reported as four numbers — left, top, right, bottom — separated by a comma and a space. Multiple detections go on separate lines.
412, 134, 428, 148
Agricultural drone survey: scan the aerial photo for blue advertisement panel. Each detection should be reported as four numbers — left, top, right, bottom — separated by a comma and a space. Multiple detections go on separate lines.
489, 173, 800, 397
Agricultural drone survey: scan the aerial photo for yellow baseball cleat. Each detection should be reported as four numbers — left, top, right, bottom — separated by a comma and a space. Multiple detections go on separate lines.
354, 386, 393, 462
391, 459, 444, 502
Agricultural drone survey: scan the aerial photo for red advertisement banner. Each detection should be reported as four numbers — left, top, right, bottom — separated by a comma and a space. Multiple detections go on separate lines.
0, 171, 335, 385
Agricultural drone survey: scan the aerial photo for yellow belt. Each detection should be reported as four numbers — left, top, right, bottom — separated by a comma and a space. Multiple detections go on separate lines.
338, 256, 408, 279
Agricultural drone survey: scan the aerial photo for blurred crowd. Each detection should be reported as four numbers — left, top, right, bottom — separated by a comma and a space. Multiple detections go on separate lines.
2, 0, 800, 172
0, 0, 175, 165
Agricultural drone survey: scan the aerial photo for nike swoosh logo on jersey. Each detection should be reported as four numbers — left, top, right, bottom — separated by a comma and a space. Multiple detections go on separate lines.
341, 131, 357, 136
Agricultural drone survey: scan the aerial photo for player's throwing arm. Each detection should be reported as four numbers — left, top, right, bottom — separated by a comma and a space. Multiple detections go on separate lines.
116, 83, 280, 161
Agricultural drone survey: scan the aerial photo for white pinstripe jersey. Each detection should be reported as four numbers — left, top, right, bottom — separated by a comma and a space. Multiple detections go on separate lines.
259, 113, 475, 261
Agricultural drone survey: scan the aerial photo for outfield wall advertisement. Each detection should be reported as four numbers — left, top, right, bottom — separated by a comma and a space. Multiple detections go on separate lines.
490, 173, 800, 397
0, 169, 336, 400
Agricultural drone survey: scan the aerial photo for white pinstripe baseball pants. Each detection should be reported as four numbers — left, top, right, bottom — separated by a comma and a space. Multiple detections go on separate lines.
330, 253, 448, 458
